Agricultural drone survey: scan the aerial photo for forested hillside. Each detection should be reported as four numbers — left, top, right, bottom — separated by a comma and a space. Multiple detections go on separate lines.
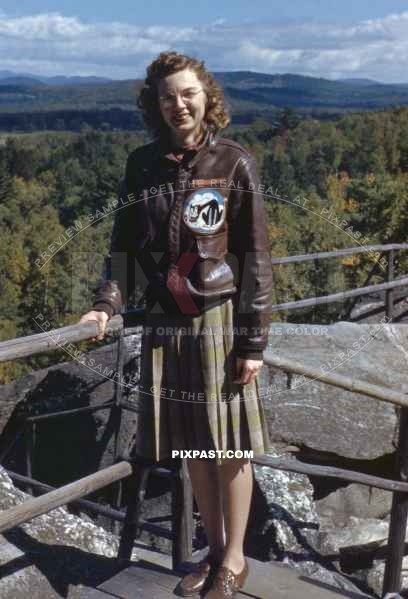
1, 106, 408, 383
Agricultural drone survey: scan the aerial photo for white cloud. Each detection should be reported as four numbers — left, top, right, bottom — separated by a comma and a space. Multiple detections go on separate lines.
238, 41, 304, 67
0, 13, 89, 39
0, 10, 408, 82
218, 14, 408, 82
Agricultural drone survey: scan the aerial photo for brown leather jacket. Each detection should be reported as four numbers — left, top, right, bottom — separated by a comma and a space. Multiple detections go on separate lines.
92, 130, 273, 360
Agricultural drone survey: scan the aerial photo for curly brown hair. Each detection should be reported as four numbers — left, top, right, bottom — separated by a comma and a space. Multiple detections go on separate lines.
137, 51, 230, 139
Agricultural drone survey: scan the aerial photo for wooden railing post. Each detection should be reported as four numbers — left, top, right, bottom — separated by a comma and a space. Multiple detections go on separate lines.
25, 421, 36, 496
112, 331, 125, 536
386, 249, 395, 320
172, 458, 193, 570
117, 462, 151, 561
382, 407, 408, 596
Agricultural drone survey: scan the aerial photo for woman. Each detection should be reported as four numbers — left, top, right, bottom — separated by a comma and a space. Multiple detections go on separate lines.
80, 51, 273, 598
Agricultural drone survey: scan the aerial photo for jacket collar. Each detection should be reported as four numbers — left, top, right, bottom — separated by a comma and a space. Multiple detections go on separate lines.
155, 128, 216, 169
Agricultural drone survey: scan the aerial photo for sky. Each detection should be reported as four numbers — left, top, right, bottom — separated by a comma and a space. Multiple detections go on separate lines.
1, 1, 408, 82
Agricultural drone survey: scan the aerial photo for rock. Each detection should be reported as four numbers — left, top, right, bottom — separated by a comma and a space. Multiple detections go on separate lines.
0, 465, 137, 599
0, 336, 141, 511
262, 322, 408, 459
319, 516, 389, 555
316, 483, 392, 528
366, 555, 408, 597
248, 449, 372, 597
250, 450, 319, 560
0, 331, 186, 555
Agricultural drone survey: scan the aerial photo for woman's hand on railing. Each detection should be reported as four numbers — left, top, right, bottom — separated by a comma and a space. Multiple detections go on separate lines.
79, 310, 109, 342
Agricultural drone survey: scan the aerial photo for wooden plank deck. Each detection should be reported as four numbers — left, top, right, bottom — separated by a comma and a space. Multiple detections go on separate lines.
79, 553, 374, 599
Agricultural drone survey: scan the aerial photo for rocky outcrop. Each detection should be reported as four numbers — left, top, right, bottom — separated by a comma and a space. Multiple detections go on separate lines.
2, 322, 408, 597
259, 322, 408, 596
0, 465, 136, 599
0, 335, 141, 498
261, 322, 406, 459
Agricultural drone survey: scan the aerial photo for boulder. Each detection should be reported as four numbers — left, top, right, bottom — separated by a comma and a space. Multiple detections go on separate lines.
316, 483, 392, 528
0, 465, 136, 599
262, 322, 407, 459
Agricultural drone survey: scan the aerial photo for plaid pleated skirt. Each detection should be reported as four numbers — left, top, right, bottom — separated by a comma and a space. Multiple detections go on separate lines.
132, 298, 271, 465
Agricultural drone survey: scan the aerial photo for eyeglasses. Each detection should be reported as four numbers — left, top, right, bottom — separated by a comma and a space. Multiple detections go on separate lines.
158, 88, 204, 106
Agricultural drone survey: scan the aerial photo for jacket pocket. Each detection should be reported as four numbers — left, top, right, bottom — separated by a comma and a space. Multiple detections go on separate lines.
189, 231, 236, 295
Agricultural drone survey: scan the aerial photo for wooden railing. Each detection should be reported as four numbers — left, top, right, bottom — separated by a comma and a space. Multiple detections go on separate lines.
1, 243, 408, 597
0, 311, 195, 569
271, 243, 408, 318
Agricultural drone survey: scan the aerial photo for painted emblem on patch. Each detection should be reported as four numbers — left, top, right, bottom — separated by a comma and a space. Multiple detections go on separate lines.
183, 188, 226, 234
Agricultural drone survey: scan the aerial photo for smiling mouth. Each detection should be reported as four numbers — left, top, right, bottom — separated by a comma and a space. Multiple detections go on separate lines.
173, 114, 190, 123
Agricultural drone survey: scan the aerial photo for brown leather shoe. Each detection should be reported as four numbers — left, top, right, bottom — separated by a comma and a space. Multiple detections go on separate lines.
178, 553, 221, 597
204, 559, 249, 598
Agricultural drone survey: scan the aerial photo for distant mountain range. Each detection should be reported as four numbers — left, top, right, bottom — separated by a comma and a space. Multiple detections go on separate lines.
1, 70, 408, 130
337, 78, 381, 86
0, 71, 112, 86
0, 71, 398, 89
0, 71, 388, 87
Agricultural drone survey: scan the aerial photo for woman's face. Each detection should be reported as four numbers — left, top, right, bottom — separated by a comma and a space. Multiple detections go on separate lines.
157, 68, 207, 139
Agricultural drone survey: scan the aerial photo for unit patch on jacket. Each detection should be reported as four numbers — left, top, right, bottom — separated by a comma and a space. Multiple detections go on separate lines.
183, 188, 226, 234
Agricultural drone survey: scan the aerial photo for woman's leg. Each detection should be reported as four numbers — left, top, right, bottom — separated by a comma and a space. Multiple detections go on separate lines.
186, 457, 225, 561
217, 457, 253, 573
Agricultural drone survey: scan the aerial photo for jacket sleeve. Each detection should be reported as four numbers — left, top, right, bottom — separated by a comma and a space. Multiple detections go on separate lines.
228, 154, 274, 360
92, 177, 128, 319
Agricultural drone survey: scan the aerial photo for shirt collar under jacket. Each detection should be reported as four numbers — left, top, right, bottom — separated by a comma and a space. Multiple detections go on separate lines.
156, 128, 215, 168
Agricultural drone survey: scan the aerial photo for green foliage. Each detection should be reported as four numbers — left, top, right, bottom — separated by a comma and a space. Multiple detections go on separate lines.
255, 106, 408, 323
0, 129, 144, 382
